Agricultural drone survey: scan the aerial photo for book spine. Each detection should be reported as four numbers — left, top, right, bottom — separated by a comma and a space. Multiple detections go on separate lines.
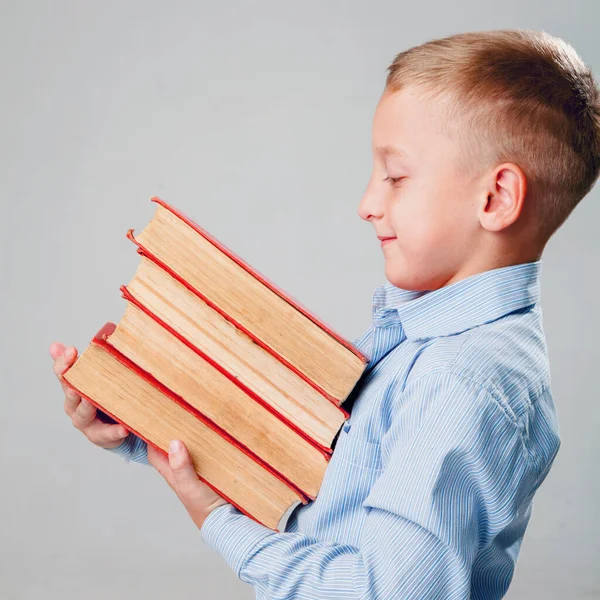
149, 196, 369, 365
126, 228, 351, 418
120, 283, 335, 459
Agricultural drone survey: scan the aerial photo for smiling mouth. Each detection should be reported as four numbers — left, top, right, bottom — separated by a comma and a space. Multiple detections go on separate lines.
380, 237, 396, 246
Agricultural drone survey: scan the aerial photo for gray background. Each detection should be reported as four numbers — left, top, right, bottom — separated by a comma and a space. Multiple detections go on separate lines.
2, 1, 598, 598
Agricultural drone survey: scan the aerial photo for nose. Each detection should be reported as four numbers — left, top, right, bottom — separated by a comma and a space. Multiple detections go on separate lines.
357, 175, 384, 222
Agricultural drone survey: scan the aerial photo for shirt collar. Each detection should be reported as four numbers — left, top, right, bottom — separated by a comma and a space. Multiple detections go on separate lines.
372, 260, 542, 341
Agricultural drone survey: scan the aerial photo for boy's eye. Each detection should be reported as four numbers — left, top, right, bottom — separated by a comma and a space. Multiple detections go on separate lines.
383, 176, 404, 186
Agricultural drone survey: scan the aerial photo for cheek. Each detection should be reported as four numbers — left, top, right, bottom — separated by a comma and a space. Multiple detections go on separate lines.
389, 184, 471, 263
383, 182, 477, 289
390, 191, 446, 250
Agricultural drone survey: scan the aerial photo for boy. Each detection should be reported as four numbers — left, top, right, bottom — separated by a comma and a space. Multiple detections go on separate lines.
50, 29, 600, 599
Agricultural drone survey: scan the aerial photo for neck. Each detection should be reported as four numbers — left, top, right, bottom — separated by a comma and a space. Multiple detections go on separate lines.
442, 237, 544, 289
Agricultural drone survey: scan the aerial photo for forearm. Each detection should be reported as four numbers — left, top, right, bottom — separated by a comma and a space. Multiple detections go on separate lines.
201, 504, 468, 600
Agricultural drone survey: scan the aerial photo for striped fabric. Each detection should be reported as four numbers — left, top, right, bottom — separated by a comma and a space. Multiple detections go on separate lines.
109, 260, 561, 599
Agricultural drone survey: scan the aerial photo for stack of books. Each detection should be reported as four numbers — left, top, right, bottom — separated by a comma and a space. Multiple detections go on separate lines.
62, 197, 369, 531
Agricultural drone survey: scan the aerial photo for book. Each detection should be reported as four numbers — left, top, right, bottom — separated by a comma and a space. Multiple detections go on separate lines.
63, 323, 306, 531
130, 198, 367, 405
105, 297, 330, 498
120, 255, 349, 451
62, 197, 369, 531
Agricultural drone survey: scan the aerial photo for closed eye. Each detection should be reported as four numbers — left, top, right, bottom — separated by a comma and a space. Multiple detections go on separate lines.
383, 176, 404, 185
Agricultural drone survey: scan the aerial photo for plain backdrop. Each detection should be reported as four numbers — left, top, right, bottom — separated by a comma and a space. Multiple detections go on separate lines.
2, 1, 598, 599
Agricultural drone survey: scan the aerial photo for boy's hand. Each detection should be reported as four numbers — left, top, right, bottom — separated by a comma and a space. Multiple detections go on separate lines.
50, 340, 130, 449
147, 441, 229, 529
51, 339, 229, 526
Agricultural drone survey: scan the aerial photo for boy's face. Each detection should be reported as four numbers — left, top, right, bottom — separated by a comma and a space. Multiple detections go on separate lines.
358, 86, 484, 291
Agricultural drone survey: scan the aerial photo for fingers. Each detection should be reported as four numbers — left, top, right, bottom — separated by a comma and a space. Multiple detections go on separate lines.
63, 386, 82, 418
84, 421, 129, 448
50, 342, 66, 360
69, 396, 129, 447
51, 340, 128, 449
52, 345, 82, 414
72, 398, 97, 429
52, 344, 77, 378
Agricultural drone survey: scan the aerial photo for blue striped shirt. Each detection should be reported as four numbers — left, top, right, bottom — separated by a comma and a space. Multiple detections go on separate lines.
109, 260, 560, 599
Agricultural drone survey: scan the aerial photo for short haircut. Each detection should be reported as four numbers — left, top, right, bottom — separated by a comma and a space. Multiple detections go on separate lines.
385, 29, 600, 240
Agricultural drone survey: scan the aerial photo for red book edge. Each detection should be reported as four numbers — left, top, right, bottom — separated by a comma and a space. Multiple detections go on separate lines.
126, 227, 352, 416
61, 323, 311, 528
120, 283, 336, 458
150, 196, 369, 365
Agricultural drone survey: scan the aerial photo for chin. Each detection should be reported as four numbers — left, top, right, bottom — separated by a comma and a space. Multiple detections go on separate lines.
385, 263, 444, 292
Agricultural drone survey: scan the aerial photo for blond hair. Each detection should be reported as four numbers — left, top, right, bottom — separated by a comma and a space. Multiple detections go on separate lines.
386, 29, 600, 240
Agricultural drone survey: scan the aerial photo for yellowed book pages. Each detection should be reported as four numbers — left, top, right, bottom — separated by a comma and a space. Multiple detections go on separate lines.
62, 337, 304, 532
124, 256, 347, 449
107, 300, 329, 498
134, 201, 367, 403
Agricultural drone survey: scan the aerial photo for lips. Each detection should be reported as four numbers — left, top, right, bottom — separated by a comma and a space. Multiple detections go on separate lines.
377, 236, 396, 241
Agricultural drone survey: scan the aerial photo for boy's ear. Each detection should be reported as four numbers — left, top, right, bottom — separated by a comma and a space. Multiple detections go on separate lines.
480, 162, 527, 232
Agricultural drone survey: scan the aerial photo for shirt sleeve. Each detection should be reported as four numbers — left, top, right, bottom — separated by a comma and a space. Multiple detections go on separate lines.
105, 433, 149, 465
200, 370, 546, 600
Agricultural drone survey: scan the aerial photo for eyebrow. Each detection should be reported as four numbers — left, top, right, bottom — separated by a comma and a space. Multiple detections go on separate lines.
374, 145, 406, 158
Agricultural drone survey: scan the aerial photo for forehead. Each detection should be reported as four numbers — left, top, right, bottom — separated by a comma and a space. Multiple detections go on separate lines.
371, 87, 447, 149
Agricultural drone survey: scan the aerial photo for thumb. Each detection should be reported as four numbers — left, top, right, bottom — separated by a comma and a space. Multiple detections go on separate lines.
168, 440, 199, 496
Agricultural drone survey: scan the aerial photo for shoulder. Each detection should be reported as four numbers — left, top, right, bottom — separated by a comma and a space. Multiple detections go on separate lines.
398, 304, 560, 469
404, 304, 551, 421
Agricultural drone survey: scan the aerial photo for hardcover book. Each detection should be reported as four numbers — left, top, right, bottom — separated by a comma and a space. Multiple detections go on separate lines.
62, 197, 369, 531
